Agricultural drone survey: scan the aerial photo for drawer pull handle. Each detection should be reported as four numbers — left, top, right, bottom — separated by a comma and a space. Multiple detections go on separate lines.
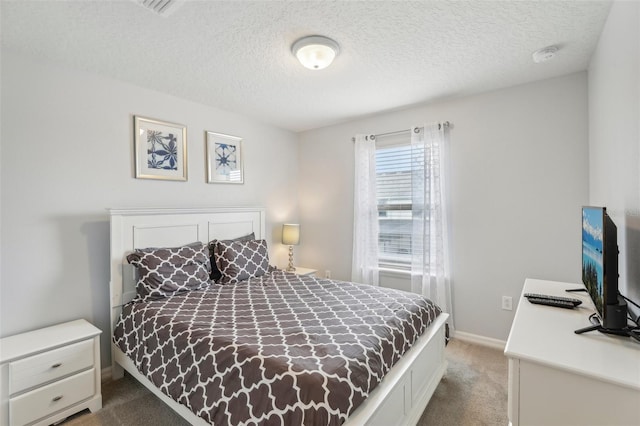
52, 395, 63, 402
51, 363, 62, 368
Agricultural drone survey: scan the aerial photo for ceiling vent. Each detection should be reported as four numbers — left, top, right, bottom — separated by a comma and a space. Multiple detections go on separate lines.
131, 0, 183, 17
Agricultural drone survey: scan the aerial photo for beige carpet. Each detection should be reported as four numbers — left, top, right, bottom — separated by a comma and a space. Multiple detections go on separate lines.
419, 340, 508, 425
63, 339, 507, 425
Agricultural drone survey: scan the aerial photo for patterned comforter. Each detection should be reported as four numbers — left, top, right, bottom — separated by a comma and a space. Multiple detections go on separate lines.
113, 270, 441, 425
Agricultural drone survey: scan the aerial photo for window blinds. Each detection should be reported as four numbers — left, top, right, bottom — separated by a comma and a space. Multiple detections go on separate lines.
376, 145, 413, 267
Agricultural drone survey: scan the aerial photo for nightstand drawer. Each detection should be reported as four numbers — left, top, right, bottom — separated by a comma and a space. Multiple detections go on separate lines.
9, 367, 95, 426
9, 339, 93, 393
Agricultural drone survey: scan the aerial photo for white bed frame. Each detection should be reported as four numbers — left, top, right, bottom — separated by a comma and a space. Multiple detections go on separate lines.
109, 207, 448, 426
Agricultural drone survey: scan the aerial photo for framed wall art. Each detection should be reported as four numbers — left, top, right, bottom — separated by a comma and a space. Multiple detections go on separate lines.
206, 131, 244, 184
134, 115, 187, 181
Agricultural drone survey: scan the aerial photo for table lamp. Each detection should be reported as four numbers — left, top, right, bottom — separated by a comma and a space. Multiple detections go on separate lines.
282, 223, 300, 272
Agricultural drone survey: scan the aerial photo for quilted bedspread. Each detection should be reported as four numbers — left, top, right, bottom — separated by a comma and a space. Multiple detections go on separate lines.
113, 270, 441, 425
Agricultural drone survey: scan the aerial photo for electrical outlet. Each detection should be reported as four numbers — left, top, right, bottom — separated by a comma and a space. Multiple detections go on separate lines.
325, 270, 331, 279
502, 296, 513, 311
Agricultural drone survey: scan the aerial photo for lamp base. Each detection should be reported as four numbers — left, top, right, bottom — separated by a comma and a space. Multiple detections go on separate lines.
286, 245, 296, 272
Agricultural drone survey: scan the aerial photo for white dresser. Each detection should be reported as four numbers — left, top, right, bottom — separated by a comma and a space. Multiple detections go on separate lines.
505, 279, 640, 426
0, 319, 102, 426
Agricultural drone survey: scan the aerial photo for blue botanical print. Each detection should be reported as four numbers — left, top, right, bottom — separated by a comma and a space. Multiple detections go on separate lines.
215, 142, 237, 175
147, 130, 178, 170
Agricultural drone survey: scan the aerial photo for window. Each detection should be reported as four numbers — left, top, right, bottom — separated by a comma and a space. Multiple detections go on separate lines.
376, 143, 414, 269
356, 124, 451, 315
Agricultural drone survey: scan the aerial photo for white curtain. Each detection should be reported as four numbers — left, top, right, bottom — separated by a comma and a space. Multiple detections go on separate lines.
352, 134, 379, 286
410, 124, 453, 326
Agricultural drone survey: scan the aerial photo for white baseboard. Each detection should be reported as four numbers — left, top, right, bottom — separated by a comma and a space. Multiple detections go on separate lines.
452, 330, 506, 351
101, 366, 113, 383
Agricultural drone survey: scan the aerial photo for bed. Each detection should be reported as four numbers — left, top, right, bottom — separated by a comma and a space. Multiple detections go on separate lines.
109, 207, 448, 425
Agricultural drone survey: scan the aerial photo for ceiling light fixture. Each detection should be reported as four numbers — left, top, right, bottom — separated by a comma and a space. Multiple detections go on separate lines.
292, 35, 340, 70
532, 45, 559, 63
130, 0, 183, 16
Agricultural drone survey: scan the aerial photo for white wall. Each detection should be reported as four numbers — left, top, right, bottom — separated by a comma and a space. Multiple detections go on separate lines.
298, 73, 589, 341
0, 50, 300, 365
588, 1, 640, 318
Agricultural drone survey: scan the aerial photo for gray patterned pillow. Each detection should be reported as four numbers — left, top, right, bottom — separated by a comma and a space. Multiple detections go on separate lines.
208, 232, 255, 282
214, 239, 270, 284
127, 242, 211, 301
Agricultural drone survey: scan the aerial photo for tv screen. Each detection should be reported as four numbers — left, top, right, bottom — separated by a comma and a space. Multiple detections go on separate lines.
582, 206, 605, 317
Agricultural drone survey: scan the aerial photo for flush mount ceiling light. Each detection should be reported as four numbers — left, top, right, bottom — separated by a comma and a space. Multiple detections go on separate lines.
532, 45, 559, 63
292, 35, 340, 70
130, 0, 183, 16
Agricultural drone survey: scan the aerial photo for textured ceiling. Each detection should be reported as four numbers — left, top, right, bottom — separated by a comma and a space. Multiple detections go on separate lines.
1, 0, 611, 132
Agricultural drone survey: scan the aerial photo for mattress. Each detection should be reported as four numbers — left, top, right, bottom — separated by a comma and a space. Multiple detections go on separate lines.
113, 270, 441, 425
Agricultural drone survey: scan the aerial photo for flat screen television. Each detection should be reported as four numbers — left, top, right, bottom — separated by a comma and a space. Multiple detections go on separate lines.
581, 206, 624, 330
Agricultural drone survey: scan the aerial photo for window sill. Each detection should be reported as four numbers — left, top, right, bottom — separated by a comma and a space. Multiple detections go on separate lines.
379, 267, 411, 278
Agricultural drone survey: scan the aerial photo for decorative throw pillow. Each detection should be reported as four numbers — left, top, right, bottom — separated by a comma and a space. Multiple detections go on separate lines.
208, 232, 255, 282
214, 239, 270, 284
126, 241, 210, 301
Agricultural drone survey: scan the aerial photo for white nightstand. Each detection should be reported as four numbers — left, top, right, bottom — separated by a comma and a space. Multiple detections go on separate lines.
290, 267, 317, 277
0, 319, 102, 426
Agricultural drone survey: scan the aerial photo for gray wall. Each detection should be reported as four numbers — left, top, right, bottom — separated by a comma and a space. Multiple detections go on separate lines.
297, 73, 589, 341
588, 1, 640, 318
0, 50, 300, 366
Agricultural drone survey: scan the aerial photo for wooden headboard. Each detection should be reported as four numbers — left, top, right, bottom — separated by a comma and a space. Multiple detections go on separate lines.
108, 207, 266, 333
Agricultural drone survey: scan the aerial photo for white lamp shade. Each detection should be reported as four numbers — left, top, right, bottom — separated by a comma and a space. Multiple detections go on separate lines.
282, 224, 300, 245
292, 36, 339, 70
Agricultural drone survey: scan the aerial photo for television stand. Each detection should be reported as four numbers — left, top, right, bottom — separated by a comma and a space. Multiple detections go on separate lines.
505, 279, 640, 426
575, 324, 640, 341
575, 306, 640, 342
